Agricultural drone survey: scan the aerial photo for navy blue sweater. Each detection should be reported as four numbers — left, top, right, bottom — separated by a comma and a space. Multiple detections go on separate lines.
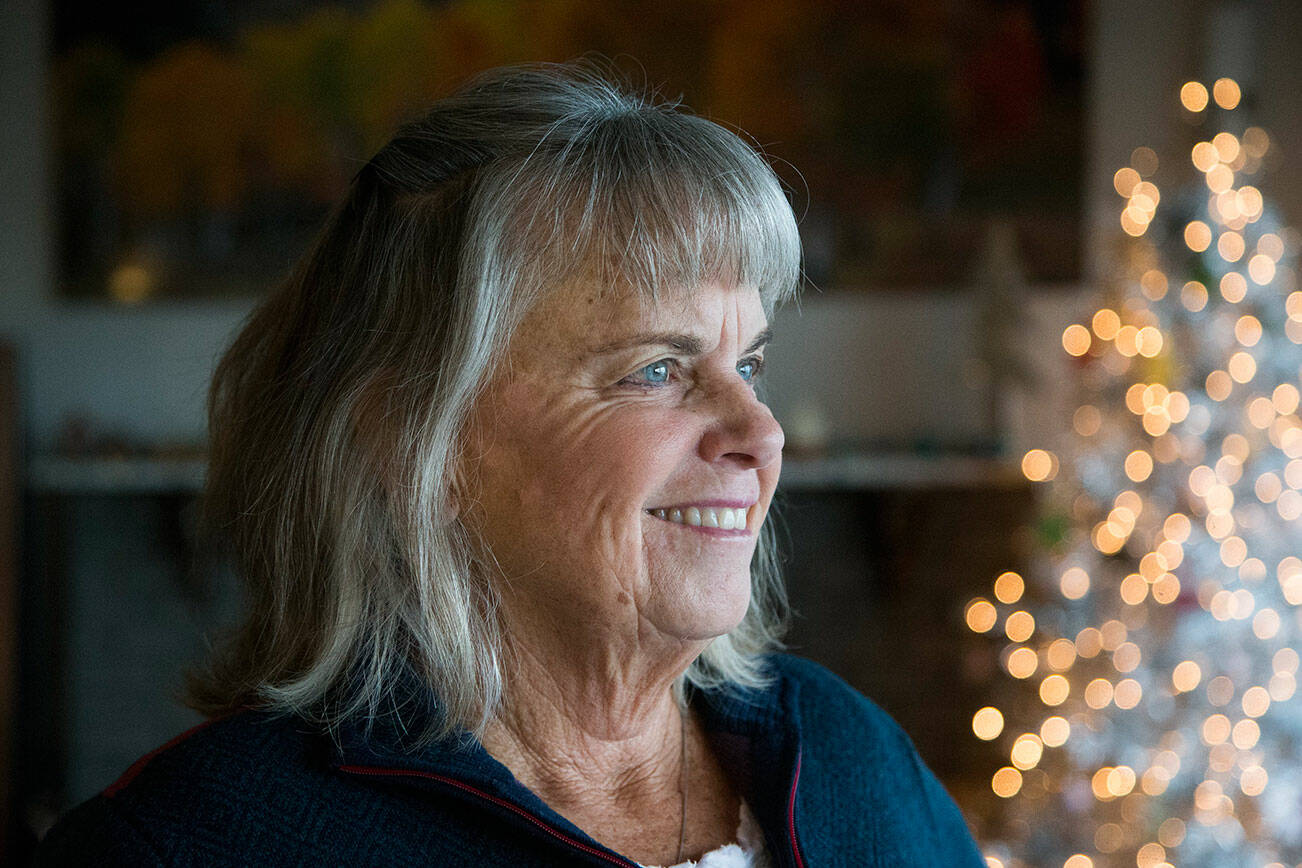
36, 655, 984, 866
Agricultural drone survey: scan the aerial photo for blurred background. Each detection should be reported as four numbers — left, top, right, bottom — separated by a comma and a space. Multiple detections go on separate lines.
4, 0, 1302, 865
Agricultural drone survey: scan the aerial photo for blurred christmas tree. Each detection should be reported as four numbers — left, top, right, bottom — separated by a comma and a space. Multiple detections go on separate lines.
967, 77, 1302, 868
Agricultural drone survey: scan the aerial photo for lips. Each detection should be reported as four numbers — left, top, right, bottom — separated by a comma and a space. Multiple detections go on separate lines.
645, 505, 751, 530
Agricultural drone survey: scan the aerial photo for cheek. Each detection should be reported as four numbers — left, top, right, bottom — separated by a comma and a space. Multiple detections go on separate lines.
476, 394, 697, 559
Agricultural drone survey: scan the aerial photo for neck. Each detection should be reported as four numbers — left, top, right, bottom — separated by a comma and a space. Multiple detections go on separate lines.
483, 639, 692, 804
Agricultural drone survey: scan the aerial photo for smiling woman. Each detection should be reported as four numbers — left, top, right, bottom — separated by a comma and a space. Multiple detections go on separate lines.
35, 62, 984, 867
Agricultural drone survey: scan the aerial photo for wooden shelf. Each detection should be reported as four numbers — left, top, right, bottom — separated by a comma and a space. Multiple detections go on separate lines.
27, 452, 1026, 495
778, 452, 1028, 491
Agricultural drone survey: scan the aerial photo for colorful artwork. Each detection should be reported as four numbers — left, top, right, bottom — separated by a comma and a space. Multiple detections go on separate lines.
52, 0, 1084, 301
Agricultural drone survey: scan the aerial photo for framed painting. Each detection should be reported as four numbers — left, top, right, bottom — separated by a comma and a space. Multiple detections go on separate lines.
51, 0, 1084, 302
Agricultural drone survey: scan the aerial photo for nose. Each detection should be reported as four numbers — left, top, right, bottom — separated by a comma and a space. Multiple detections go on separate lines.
697, 379, 785, 470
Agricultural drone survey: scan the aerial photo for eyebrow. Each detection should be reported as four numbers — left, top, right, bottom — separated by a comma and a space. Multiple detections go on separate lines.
588, 326, 773, 358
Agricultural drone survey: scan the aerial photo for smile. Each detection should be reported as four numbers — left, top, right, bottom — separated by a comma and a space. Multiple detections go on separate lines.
645, 505, 751, 530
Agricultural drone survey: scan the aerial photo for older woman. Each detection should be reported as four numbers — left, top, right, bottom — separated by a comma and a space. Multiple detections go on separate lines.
38, 63, 983, 867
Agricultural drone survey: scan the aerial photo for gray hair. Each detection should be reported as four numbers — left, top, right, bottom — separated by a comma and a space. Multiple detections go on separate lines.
190, 61, 802, 741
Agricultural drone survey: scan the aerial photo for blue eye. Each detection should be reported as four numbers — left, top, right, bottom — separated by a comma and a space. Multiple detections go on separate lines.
737, 356, 765, 382
634, 360, 672, 385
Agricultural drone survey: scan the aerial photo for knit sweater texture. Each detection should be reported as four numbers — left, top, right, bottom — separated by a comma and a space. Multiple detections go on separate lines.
36, 654, 984, 866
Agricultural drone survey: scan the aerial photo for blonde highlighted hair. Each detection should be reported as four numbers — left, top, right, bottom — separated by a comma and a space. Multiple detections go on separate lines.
190, 60, 802, 741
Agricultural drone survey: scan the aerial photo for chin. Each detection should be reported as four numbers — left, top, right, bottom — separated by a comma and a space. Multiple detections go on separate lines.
676, 575, 753, 640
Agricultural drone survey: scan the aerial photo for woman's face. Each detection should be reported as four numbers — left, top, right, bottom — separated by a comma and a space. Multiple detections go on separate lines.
461, 279, 783, 651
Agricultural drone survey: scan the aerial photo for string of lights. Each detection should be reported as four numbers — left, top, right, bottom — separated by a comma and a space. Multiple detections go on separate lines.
970, 78, 1302, 868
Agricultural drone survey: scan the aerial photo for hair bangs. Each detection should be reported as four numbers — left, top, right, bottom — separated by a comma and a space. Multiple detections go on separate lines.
509, 111, 801, 310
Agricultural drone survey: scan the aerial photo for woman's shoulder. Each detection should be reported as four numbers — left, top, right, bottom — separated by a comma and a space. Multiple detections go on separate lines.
762, 653, 908, 743
760, 653, 986, 865
35, 709, 330, 867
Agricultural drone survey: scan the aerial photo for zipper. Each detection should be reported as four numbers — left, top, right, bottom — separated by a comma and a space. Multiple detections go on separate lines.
787, 748, 806, 868
339, 763, 638, 866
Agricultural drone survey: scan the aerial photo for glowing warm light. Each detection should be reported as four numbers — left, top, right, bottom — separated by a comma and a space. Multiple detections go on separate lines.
1228, 350, 1257, 383
1218, 230, 1245, 262
1206, 370, 1233, 401
1084, 678, 1113, 709
1107, 765, 1136, 797
1136, 326, 1163, 357
972, 706, 1004, 740
1220, 536, 1248, 568
1213, 77, 1242, 109
1242, 685, 1270, 717
1119, 572, 1148, 605
1248, 253, 1276, 285
1234, 314, 1263, 346
1045, 638, 1075, 672
1238, 186, 1264, 219
1006, 611, 1036, 643
1182, 280, 1209, 311
1156, 540, 1183, 569
1232, 718, 1260, 750
1270, 671, 1297, 701
965, 598, 998, 633
1121, 210, 1148, 237
1258, 232, 1284, 261
1063, 854, 1093, 868
1092, 308, 1121, 340
1256, 471, 1283, 503
1275, 647, 1300, 674
1113, 166, 1142, 197
1022, 449, 1057, 482
1173, 660, 1202, 692
1125, 450, 1154, 482
1212, 131, 1240, 162
1152, 572, 1181, 604
1113, 642, 1141, 673
1010, 733, 1044, 770
1040, 715, 1070, 747
1114, 678, 1142, 709
1006, 646, 1039, 679
1060, 567, 1090, 600
1062, 324, 1091, 356
1039, 674, 1070, 706
1249, 397, 1276, 429
1164, 512, 1192, 541
1287, 459, 1302, 488
1191, 141, 1219, 173
1180, 81, 1209, 112
1184, 221, 1212, 252
1241, 765, 1268, 797
1273, 383, 1300, 414
992, 766, 1022, 798
1221, 271, 1248, 302
1202, 713, 1232, 745
1280, 558, 1302, 604
1100, 619, 1127, 650
1136, 842, 1166, 868
1075, 627, 1103, 657
1206, 164, 1234, 193
993, 571, 1024, 604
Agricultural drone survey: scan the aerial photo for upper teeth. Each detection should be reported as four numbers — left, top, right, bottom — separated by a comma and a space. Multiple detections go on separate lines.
649, 506, 749, 530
